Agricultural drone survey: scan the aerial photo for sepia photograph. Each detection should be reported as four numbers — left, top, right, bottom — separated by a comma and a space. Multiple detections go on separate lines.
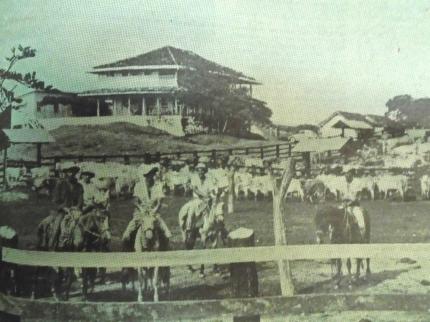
2, 1, 430, 321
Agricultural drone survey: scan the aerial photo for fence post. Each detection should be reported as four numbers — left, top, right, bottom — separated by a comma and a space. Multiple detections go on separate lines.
260, 147, 264, 159
245, 148, 249, 155
36, 143, 42, 167
211, 149, 217, 161
228, 149, 233, 156
78, 155, 84, 162
176, 152, 181, 159
101, 156, 107, 163
2, 148, 7, 189
227, 168, 235, 215
288, 144, 292, 157
155, 152, 161, 162
276, 144, 280, 158
123, 155, 130, 165
271, 158, 295, 296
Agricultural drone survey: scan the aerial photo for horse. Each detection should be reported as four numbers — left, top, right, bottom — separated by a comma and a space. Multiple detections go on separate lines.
37, 207, 111, 301
77, 209, 111, 300
178, 197, 228, 277
314, 204, 371, 288
134, 215, 170, 302
0, 226, 19, 295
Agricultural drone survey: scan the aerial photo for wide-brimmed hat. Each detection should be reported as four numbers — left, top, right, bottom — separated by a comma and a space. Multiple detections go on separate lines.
63, 165, 80, 175
138, 163, 160, 177
80, 171, 95, 179
196, 162, 207, 170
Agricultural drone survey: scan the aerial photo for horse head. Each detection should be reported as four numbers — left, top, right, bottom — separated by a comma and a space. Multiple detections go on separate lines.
138, 215, 158, 251
315, 206, 344, 244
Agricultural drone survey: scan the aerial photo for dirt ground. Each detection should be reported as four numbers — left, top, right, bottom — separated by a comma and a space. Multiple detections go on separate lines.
3, 192, 430, 303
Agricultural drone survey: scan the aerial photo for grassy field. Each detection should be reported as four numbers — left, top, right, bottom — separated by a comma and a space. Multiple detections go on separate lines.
3, 190, 430, 302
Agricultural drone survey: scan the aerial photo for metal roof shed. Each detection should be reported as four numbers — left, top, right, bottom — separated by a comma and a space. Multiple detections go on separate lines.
292, 136, 352, 153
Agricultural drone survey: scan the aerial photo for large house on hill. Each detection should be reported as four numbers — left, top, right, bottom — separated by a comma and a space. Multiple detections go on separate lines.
11, 46, 259, 136
319, 111, 386, 139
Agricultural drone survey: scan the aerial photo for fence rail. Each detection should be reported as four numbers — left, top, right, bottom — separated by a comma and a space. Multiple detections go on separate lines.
2, 243, 429, 268
38, 142, 297, 165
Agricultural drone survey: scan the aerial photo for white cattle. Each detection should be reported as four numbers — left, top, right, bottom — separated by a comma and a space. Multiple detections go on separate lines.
315, 174, 346, 200
233, 171, 253, 199
163, 168, 192, 194
207, 168, 229, 190
420, 174, 430, 200
30, 166, 51, 190
350, 176, 377, 200
285, 178, 304, 201
375, 174, 408, 200
5, 167, 25, 187
249, 175, 273, 200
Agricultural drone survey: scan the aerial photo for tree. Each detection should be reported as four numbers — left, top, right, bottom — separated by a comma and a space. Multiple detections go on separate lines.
178, 69, 272, 136
385, 94, 430, 128
0, 45, 51, 115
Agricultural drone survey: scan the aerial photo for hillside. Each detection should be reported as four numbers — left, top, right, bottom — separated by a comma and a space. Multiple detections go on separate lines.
31, 123, 274, 157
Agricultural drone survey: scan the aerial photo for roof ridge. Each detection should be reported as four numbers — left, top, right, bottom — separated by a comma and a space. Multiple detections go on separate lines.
166, 46, 178, 65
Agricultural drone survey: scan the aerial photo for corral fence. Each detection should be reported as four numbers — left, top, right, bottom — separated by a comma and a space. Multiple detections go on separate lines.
41, 142, 298, 165
2, 243, 430, 321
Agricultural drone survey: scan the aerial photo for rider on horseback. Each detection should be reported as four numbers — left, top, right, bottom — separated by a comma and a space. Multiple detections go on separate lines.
341, 169, 366, 236
122, 163, 172, 246
48, 165, 84, 250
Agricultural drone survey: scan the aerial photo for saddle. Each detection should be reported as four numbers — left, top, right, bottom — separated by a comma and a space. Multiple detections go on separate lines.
58, 208, 82, 249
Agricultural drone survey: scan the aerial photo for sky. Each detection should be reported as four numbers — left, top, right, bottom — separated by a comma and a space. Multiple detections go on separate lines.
2, 0, 430, 125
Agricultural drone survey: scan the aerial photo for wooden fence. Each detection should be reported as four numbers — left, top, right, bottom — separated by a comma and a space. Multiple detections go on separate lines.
3, 243, 430, 268
39, 143, 297, 165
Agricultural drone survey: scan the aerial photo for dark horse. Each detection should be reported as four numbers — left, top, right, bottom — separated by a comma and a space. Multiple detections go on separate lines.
315, 204, 371, 288
36, 207, 111, 300
76, 209, 111, 300
134, 215, 170, 302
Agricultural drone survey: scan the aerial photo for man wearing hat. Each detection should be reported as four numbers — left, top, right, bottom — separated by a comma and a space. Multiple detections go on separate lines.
52, 165, 84, 210
50, 165, 84, 249
123, 163, 171, 244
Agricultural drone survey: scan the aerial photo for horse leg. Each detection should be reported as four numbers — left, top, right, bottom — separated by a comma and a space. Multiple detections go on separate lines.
346, 258, 353, 288
137, 268, 143, 303
121, 268, 128, 292
153, 267, 159, 302
366, 258, 371, 276
64, 268, 73, 301
355, 258, 363, 282
199, 264, 205, 278
82, 268, 88, 301
333, 259, 342, 289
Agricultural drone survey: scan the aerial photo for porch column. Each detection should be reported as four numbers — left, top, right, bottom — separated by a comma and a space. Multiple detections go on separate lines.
156, 96, 161, 116
142, 96, 146, 116
174, 98, 178, 115
96, 98, 100, 117
128, 96, 131, 115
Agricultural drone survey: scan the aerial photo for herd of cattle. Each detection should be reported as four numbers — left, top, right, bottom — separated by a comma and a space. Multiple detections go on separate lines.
3, 154, 429, 203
